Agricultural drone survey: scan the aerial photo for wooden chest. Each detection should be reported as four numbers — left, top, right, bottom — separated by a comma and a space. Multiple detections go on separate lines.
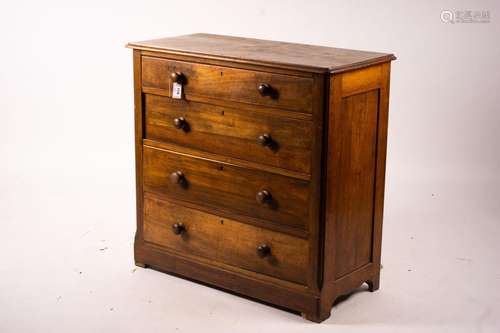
127, 33, 395, 322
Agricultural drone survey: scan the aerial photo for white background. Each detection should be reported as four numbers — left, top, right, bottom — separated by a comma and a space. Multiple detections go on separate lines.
1, 0, 499, 332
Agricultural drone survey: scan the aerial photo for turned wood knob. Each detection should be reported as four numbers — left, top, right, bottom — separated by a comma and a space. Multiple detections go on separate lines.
257, 83, 272, 96
173, 117, 187, 129
171, 222, 186, 235
170, 72, 185, 84
258, 133, 272, 146
256, 190, 272, 204
169, 171, 185, 185
256, 244, 271, 258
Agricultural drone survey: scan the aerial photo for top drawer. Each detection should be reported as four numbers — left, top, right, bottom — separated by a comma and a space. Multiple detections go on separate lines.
141, 57, 314, 113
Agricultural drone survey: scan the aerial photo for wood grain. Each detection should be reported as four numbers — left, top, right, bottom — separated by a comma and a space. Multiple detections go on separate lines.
128, 33, 395, 73
313, 63, 392, 321
142, 145, 311, 230
370, 62, 392, 290
132, 49, 145, 250
333, 90, 379, 278
143, 138, 310, 182
145, 94, 313, 174
141, 56, 313, 113
341, 64, 382, 97
143, 194, 309, 284
129, 34, 395, 322
134, 241, 320, 314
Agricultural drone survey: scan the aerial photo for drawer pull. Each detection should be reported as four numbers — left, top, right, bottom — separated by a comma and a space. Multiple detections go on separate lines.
169, 170, 185, 185
170, 71, 185, 84
256, 244, 271, 258
171, 222, 186, 235
258, 133, 273, 147
257, 83, 273, 97
173, 117, 187, 130
256, 190, 272, 204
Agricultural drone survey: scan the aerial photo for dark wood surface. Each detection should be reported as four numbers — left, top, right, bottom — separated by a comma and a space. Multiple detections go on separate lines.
133, 50, 145, 245
141, 56, 314, 112
144, 94, 313, 174
315, 62, 392, 321
333, 90, 379, 278
142, 145, 310, 230
143, 194, 309, 284
128, 33, 395, 73
130, 34, 394, 322
134, 241, 319, 314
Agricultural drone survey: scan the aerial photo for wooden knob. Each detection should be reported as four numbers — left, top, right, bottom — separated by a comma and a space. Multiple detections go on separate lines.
169, 171, 185, 185
256, 190, 272, 204
172, 223, 186, 235
258, 134, 272, 146
258, 83, 272, 96
170, 72, 185, 84
256, 244, 271, 258
173, 117, 187, 129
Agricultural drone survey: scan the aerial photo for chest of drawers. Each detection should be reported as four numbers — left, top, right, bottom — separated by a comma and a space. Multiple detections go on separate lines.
127, 33, 395, 322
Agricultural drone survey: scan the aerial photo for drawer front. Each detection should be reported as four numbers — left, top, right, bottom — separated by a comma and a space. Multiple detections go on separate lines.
143, 145, 310, 230
141, 56, 313, 113
145, 94, 313, 174
143, 194, 308, 284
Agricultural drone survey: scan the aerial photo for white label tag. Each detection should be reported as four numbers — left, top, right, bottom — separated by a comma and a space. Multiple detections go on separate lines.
172, 82, 182, 99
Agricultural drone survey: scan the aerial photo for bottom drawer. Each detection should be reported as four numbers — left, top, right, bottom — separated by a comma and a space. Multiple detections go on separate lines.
143, 193, 309, 285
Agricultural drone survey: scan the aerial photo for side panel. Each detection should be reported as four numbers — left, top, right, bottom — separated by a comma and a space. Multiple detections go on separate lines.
334, 90, 379, 277
322, 62, 391, 305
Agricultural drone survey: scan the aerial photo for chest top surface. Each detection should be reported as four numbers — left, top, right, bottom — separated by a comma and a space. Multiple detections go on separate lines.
127, 33, 395, 73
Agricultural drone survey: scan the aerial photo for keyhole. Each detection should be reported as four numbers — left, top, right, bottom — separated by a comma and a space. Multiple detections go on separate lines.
218, 165, 224, 171
220, 71, 223, 76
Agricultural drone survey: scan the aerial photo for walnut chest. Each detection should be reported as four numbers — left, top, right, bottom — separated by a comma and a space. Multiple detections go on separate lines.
127, 33, 395, 322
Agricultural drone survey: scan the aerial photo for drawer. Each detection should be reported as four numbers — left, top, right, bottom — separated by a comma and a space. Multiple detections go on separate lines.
143, 145, 310, 230
145, 94, 313, 174
141, 56, 313, 113
143, 194, 308, 284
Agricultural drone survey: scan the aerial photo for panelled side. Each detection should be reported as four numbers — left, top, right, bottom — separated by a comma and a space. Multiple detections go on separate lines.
333, 90, 379, 277
320, 63, 391, 317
